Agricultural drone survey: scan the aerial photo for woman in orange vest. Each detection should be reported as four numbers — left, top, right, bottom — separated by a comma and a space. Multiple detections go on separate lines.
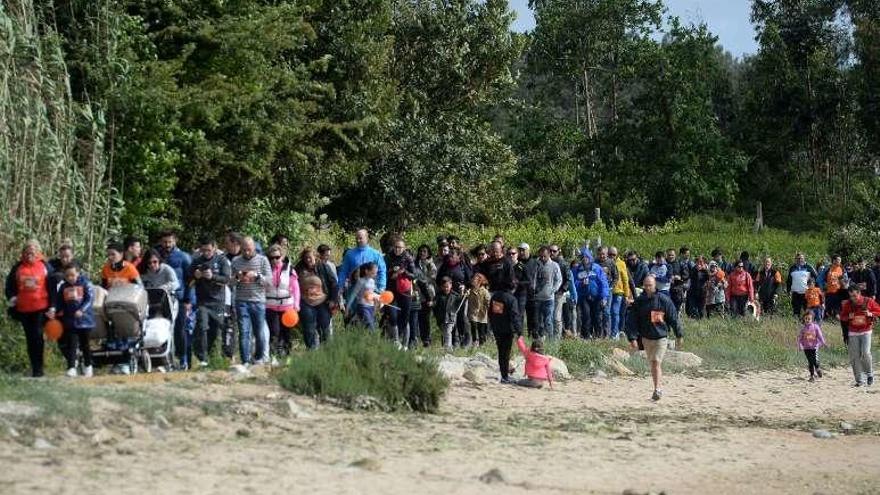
4, 240, 54, 377
824, 255, 845, 318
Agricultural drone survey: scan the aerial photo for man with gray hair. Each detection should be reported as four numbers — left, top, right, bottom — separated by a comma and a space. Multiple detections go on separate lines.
231, 237, 271, 365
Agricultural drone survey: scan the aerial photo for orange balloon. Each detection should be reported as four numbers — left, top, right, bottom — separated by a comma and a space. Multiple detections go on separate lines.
44, 319, 63, 342
378, 291, 394, 305
281, 309, 299, 328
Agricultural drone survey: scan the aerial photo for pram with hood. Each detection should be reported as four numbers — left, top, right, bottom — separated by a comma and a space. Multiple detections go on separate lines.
90, 284, 175, 373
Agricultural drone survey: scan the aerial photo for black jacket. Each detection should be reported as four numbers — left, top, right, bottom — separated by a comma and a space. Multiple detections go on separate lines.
514, 257, 539, 298
626, 291, 682, 341
385, 252, 417, 296
437, 259, 472, 291
667, 260, 690, 294
477, 256, 517, 293
850, 268, 877, 298
189, 254, 232, 306
488, 291, 522, 335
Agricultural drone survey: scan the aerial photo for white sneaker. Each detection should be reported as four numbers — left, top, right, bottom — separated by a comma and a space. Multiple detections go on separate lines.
270, 357, 280, 366
119, 364, 131, 375
83, 366, 93, 378
65, 368, 77, 378
199, 361, 209, 368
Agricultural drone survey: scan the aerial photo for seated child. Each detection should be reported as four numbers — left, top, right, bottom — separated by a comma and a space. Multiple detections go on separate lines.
515, 336, 553, 389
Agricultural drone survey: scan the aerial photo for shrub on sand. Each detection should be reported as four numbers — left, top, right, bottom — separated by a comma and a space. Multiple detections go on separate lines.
279, 329, 448, 413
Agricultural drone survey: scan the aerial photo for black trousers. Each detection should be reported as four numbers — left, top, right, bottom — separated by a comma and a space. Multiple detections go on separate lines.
266, 309, 292, 355
470, 321, 488, 345
494, 330, 514, 380
62, 327, 92, 369
791, 293, 807, 317
19, 311, 45, 377
196, 304, 225, 361
759, 295, 776, 315
804, 349, 820, 375
729, 295, 748, 316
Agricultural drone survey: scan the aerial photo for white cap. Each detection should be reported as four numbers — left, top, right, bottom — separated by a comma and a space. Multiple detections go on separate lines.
518, 242, 530, 250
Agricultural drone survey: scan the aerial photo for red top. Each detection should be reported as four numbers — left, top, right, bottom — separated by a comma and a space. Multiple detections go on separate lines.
14, 259, 50, 313
725, 270, 754, 301
516, 336, 553, 383
840, 295, 880, 335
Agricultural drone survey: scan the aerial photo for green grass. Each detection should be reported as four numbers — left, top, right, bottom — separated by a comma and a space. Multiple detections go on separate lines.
409, 311, 873, 376
0, 374, 189, 428
279, 328, 449, 413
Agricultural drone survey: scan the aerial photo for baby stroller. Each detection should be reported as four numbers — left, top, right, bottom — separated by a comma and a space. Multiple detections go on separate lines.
142, 288, 176, 372
90, 284, 149, 374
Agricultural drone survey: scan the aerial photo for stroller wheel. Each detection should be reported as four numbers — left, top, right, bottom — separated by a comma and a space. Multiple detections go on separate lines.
141, 349, 152, 374
129, 352, 139, 375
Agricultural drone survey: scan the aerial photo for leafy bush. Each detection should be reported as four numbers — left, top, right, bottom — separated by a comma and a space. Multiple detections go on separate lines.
279, 329, 448, 413
827, 222, 880, 261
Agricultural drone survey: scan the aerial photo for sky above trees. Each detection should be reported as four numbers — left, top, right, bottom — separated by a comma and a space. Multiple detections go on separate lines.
509, 0, 759, 57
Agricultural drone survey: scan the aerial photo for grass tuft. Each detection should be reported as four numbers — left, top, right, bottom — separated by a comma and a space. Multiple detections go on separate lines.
279, 328, 449, 413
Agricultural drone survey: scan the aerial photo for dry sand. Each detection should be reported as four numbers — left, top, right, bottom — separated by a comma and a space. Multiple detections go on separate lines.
2, 368, 879, 495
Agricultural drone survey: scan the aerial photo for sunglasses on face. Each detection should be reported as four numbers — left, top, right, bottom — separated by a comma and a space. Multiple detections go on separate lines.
507, 252, 516, 256
269, 256, 281, 260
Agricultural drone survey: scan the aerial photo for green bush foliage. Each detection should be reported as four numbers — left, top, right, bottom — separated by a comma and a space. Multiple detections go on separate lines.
279, 329, 448, 413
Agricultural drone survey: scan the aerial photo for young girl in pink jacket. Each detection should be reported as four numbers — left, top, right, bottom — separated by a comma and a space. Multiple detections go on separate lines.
516, 336, 553, 389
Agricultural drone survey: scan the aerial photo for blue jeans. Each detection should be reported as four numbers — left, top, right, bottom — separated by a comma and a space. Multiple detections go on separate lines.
300, 303, 331, 350
356, 304, 376, 331
609, 294, 624, 337
236, 301, 266, 364
537, 299, 555, 339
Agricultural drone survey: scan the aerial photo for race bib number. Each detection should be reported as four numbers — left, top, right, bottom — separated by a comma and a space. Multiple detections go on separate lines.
21, 276, 38, 290
491, 300, 505, 315
852, 315, 867, 327
578, 271, 588, 280
803, 332, 816, 342
63, 286, 83, 303
650, 310, 665, 324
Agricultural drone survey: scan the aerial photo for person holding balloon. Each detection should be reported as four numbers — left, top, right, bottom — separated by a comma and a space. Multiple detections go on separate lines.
5, 240, 54, 377
54, 264, 95, 377
265, 244, 300, 355
345, 262, 384, 331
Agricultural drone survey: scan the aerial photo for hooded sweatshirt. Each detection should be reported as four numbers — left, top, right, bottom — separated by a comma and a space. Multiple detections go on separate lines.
533, 258, 562, 302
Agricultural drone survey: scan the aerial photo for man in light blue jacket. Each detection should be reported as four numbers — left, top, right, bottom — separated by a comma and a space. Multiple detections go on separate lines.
337, 229, 387, 299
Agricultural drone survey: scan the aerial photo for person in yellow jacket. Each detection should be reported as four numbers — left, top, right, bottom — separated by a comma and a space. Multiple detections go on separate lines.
608, 247, 632, 340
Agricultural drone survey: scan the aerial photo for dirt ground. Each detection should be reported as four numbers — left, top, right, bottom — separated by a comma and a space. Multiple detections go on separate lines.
2, 368, 880, 495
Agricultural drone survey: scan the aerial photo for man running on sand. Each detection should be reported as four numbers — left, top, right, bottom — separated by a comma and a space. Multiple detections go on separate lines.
625, 274, 683, 401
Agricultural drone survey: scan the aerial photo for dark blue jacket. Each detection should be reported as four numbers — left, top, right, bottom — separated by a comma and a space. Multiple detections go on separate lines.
625, 291, 682, 341
159, 246, 193, 302
54, 275, 95, 330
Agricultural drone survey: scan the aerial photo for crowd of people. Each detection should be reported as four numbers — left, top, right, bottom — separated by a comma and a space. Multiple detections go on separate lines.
4, 229, 877, 399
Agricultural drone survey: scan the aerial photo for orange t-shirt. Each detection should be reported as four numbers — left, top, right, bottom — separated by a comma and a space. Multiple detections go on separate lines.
102, 261, 140, 288
826, 266, 843, 294
805, 287, 823, 308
